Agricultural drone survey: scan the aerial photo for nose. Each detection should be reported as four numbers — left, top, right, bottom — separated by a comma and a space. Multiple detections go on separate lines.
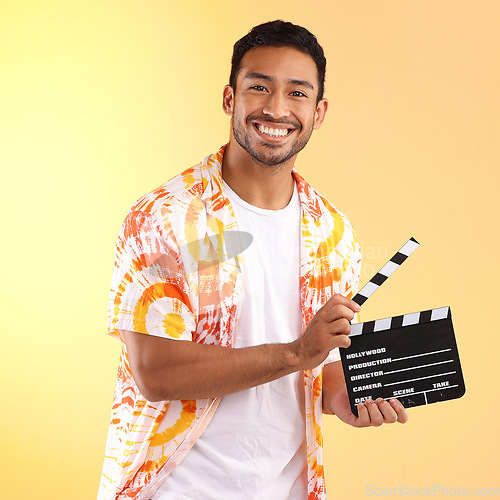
262, 92, 290, 120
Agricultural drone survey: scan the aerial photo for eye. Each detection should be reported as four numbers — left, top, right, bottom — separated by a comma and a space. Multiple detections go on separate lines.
290, 90, 307, 98
250, 85, 267, 92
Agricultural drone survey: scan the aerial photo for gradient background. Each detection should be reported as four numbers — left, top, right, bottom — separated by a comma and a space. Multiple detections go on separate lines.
1, 1, 498, 498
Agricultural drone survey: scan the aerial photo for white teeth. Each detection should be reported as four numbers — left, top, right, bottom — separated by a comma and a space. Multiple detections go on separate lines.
257, 124, 289, 138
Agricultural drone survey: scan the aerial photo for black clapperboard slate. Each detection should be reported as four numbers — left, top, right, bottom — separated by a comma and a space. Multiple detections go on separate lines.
339, 237, 466, 415
340, 307, 466, 416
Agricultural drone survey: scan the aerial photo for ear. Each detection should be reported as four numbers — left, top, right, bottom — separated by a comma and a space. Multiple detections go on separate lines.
222, 85, 235, 116
313, 98, 328, 130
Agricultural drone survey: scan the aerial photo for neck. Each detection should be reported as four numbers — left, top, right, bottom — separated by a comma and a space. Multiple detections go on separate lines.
221, 141, 296, 210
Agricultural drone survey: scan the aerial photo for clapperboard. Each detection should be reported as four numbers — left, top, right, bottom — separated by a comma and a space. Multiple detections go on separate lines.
340, 238, 466, 415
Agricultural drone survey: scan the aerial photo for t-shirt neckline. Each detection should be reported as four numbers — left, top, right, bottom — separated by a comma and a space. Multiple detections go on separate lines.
222, 178, 299, 217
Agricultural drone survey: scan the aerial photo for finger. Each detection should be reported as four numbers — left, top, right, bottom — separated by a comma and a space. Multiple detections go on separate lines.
364, 399, 384, 427
327, 317, 351, 336
389, 398, 409, 424
330, 333, 351, 349
355, 402, 371, 427
324, 293, 361, 314
375, 398, 398, 424
324, 304, 356, 323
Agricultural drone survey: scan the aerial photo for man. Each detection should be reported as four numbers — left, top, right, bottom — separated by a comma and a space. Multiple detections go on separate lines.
98, 20, 408, 500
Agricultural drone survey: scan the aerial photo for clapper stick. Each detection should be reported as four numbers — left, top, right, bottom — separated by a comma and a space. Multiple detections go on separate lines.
352, 237, 420, 307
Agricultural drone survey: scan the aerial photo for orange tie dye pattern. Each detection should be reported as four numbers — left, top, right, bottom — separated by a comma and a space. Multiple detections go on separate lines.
98, 145, 361, 500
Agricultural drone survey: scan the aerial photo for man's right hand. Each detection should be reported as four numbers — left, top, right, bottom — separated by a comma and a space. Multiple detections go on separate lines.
292, 293, 360, 371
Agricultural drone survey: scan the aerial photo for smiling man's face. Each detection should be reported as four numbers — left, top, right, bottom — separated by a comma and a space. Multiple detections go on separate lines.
223, 45, 328, 167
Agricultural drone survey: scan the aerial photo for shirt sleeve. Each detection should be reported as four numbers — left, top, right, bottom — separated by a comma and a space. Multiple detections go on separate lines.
107, 209, 196, 342
324, 234, 362, 365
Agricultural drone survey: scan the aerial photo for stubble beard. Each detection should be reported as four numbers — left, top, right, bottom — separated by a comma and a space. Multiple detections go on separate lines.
232, 115, 314, 167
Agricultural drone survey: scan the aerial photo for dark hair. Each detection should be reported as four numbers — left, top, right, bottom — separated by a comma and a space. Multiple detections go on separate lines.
229, 20, 327, 103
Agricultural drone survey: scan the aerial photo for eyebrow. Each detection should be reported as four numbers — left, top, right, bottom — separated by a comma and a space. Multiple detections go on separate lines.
245, 72, 315, 91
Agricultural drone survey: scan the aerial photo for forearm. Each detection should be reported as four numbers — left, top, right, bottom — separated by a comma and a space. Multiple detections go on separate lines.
123, 331, 301, 401
123, 294, 359, 403
322, 360, 347, 414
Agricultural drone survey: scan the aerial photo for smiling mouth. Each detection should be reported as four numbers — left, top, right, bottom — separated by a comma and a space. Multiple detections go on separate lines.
254, 123, 292, 138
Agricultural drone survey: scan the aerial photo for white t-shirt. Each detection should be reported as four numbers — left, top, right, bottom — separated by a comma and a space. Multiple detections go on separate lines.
154, 178, 307, 499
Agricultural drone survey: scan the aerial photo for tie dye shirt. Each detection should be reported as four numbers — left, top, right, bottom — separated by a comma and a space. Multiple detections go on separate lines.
98, 145, 362, 500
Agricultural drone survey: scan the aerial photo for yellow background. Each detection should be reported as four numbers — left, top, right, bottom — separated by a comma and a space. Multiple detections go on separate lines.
1, 1, 498, 498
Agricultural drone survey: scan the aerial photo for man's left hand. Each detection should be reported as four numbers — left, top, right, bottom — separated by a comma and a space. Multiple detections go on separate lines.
330, 387, 409, 427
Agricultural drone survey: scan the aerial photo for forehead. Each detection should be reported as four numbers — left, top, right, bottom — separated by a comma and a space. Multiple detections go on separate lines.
237, 46, 319, 90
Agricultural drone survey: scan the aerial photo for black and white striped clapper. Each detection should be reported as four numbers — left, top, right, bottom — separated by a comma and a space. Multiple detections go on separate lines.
340, 238, 466, 415
352, 237, 420, 307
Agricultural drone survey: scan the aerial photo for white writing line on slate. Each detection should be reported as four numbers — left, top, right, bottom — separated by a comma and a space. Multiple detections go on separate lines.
384, 359, 454, 375
392, 348, 452, 363
383, 371, 457, 387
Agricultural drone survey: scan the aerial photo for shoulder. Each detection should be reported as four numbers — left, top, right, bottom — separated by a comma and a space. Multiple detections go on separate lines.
129, 164, 205, 221
318, 190, 357, 238
115, 165, 201, 249
122, 147, 226, 235
294, 169, 358, 245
